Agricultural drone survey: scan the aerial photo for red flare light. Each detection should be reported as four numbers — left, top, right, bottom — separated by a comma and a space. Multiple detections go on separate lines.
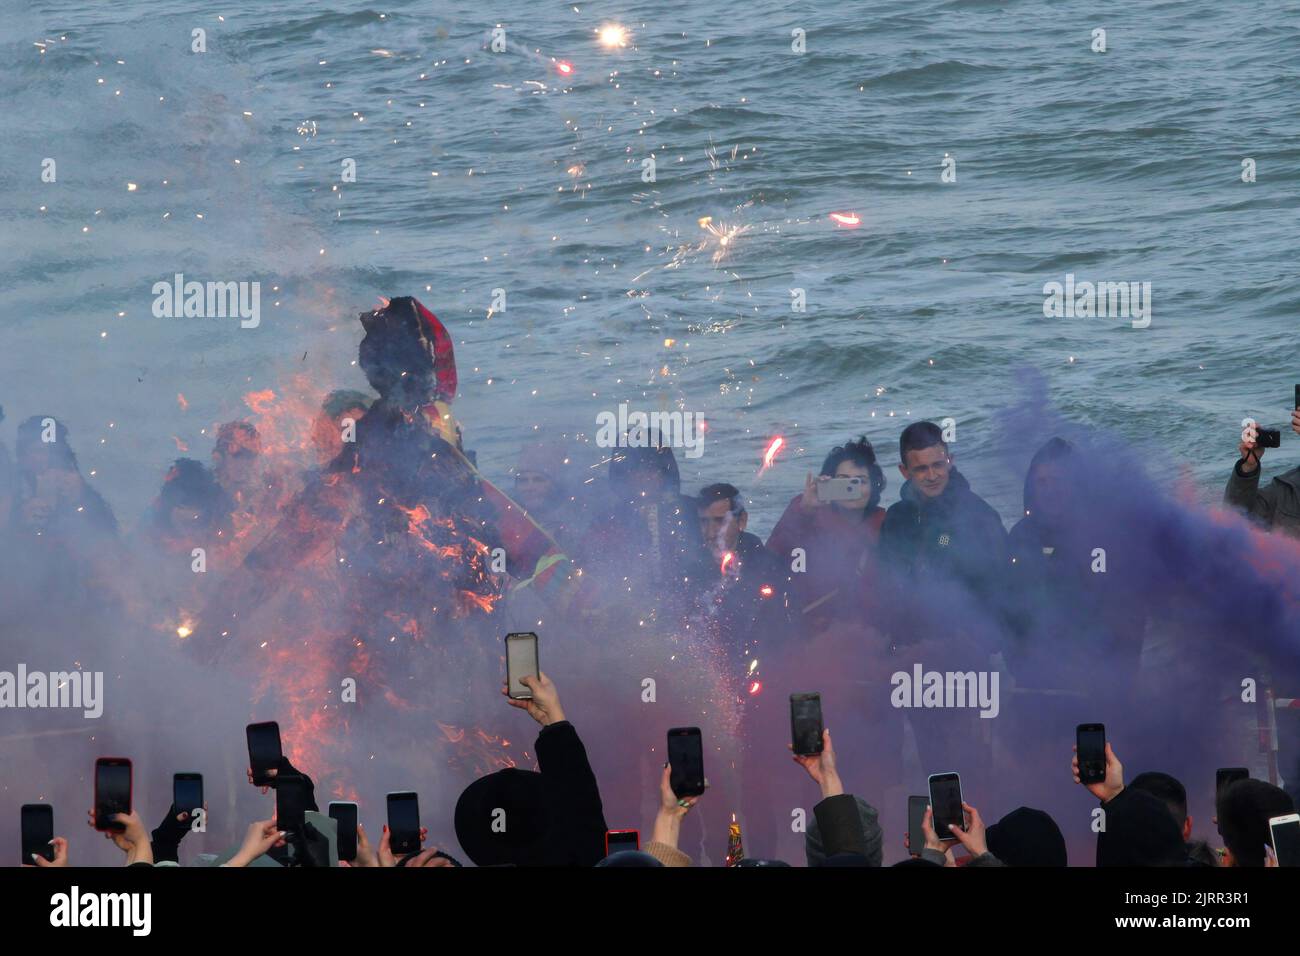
748, 681, 762, 696
829, 212, 860, 227
721, 551, 735, 575
759, 585, 773, 598
758, 435, 785, 475
556, 60, 574, 76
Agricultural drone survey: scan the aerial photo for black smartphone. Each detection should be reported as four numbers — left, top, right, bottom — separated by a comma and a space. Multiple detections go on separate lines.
387, 791, 420, 855
21, 804, 54, 865
505, 632, 539, 700
1216, 767, 1249, 800
1294, 384, 1300, 411
1076, 723, 1106, 785
667, 727, 706, 798
247, 721, 282, 787
605, 829, 640, 855
329, 801, 358, 862
790, 693, 824, 756
275, 774, 310, 832
173, 772, 203, 815
1257, 428, 1282, 448
94, 757, 132, 832
927, 772, 963, 841
907, 795, 928, 854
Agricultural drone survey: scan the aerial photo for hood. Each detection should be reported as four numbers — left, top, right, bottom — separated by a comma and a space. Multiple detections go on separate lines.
1023, 437, 1076, 516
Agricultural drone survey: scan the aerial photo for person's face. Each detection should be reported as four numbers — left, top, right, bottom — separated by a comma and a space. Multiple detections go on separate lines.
311, 407, 366, 466
900, 445, 951, 499
831, 461, 873, 511
626, 465, 669, 500
513, 470, 554, 511
698, 499, 746, 555
1029, 461, 1070, 522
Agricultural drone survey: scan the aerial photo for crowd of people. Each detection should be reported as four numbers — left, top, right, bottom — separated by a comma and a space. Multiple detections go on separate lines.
3, 296, 1299, 866
22, 669, 1298, 867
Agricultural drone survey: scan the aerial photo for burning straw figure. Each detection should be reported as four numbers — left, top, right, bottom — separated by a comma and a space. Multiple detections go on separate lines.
188, 298, 524, 779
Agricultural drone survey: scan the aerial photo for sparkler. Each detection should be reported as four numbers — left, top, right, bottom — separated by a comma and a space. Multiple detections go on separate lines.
758, 435, 785, 475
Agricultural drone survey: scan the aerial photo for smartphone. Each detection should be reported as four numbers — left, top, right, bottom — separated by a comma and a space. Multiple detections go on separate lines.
505, 632, 539, 700
790, 693, 824, 756
328, 801, 358, 862
816, 476, 865, 502
21, 804, 54, 865
1294, 384, 1300, 411
1256, 428, 1282, 448
907, 795, 928, 854
1269, 813, 1300, 867
246, 721, 282, 787
275, 774, 310, 832
94, 757, 132, 832
173, 772, 203, 815
387, 791, 420, 855
667, 727, 706, 798
1216, 767, 1249, 800
1076, 723, 1106, 785
927, 772, 963, 841
605, 829, 640, 855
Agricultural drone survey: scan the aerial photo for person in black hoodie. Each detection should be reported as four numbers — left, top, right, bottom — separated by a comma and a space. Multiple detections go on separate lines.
454, 672, 607, 866
879, 421, 1007, 597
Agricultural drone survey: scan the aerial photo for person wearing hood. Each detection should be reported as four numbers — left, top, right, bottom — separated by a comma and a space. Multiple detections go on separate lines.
1072, 738, 1192, 866
879, 421, 1007, 598
503, 440, 591, 572
453, 672, 607, 866
1225, 408, 1300, 538
984, 807, 1067, 866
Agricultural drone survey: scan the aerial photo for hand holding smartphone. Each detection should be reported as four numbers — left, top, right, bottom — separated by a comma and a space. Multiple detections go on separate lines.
93, 757, 132, 832
927, 772, 963, 841
21, 805, 54, 865
329, 802, 359, 862
173, 772, 203, 816
1076, 723, 1107, 785
246, 721, 283, 787
505, 632, 539, 700
790, 693, 824, 756
667, 727, 706, 798
387, 791, 421, 855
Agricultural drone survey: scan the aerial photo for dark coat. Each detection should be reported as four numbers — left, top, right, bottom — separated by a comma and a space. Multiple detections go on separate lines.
878, 469, 1007, 598
1225, 461, 1300, 538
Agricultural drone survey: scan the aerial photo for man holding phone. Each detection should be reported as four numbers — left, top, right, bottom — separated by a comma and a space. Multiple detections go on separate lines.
1225, 393, 1300, 537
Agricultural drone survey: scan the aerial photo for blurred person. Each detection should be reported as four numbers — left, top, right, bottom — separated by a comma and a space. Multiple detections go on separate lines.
983, 807, 1067, 867
1216, 778, 1295, 867
140, 457, 234, 550
791, 728, 883, 866
12, 415, 116, 539
309, 389, 373, 469
1225, 408, 1300, 537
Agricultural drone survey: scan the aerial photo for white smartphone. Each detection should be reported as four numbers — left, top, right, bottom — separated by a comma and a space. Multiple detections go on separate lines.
816, 476, 866, 502
505, 632, 539, 700
1268, 813, 1300, 866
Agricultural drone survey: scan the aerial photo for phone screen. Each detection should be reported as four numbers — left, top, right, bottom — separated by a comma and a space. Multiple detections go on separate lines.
907, 795, 928, 853
1271, 816, 1300, 867
668, 727, 705, 798
173, 773, 203, 815
329, 802, 358, 862
928, 773, 963, 840
505, 633, 539, 700
21, 805, 54, 865
247, 721, 282, 786
1076, 724, 1106, 784
95, 758, 132, 831
1216, 767, 1249, 800
790, 693, 824, 756
275, 775, 309, 832
387, 792, 420, 855
605, 830, 639, 854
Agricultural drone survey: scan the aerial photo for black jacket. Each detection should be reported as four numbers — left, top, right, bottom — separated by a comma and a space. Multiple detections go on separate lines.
536, 721, 608, 866
879, 469, 1008, 598
1225, 461, 1300, 538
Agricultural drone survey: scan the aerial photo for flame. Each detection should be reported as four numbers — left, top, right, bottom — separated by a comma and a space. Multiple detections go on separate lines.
758, 435, 785, 475
720, 551, 735, 575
